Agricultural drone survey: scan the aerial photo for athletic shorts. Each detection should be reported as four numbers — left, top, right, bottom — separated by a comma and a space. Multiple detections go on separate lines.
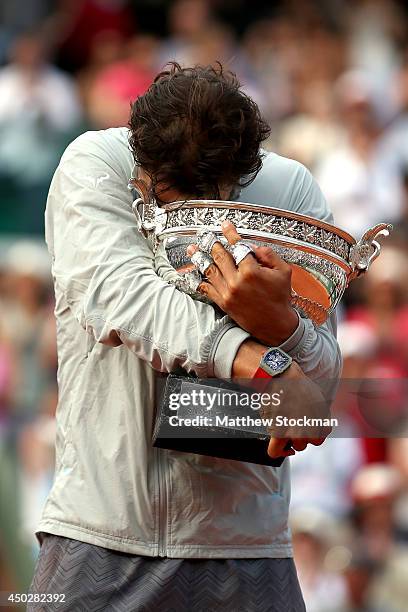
27, 532, 306, 612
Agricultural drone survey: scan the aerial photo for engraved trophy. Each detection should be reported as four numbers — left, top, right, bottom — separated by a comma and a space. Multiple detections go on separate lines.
129, 178, 392, 465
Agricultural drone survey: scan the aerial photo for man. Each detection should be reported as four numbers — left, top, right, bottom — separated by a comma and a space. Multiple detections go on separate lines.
29, 64, 341, 611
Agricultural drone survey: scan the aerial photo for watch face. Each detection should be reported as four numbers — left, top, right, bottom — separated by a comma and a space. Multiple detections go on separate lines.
262, 348, 291, 374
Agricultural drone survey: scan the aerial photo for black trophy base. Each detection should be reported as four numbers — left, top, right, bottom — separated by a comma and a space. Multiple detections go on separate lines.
152, 374, 285, 467
153, 435, 284, 467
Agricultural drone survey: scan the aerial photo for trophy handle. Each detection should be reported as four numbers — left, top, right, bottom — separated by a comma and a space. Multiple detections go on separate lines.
348, 223, 393, 279
128, 177, 170, 252
128, 178, 158, 232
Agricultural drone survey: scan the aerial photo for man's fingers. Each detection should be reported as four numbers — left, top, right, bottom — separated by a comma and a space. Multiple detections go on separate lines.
267, 438, 295, 458
252, 245, 291, 273
291, 439, 309, 452
221, 220, 241, 245
187, 223, 292, 296
220, 221, 260, 274
188, 243, 229, 293
210, 242, 238, 278
267, 436, 328, 458
197, 281, 224, 304
187, 244, 200, 257
309, 438, 326, 446
187, 243, 230, 293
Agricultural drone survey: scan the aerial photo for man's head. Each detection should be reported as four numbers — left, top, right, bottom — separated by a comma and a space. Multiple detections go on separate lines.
129, 63, 270, 203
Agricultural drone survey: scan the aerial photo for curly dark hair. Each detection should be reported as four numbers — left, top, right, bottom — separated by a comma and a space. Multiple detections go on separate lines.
129, 63, 271, 201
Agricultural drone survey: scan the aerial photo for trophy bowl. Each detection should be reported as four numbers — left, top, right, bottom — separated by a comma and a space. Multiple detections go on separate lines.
130, 186, 392, 325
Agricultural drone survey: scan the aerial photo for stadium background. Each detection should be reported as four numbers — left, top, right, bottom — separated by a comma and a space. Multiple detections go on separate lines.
1, 1, 408, 610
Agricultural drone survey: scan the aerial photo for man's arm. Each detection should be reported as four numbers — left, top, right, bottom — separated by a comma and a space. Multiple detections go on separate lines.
47, 131, 255, 379
273, 165, 343, 383
203, 161, 342, 384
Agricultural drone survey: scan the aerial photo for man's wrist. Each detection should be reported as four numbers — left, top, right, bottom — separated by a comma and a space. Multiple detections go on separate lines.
256, 307, 299, 347
231, 309, 301, 378
232, 339, 268, 378
268, 307, 299, 346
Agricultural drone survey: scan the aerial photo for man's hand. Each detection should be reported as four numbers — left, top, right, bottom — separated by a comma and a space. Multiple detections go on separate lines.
187, 221, 298, 346
261, 362, 331, 458
232, 342, 331, 458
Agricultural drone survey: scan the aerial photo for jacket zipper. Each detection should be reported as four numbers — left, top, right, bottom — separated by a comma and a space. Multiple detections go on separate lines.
156, 448, 168, 556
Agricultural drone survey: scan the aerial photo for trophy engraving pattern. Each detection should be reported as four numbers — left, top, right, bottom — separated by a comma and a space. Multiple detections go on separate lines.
165, 207, 352, 261
129, 193, 391, 325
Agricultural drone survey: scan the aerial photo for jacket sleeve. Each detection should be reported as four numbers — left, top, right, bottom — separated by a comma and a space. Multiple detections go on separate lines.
278, 164, 343, 392
46, 131, 249, 378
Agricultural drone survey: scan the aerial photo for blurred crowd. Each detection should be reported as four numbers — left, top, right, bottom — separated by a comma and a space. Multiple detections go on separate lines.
1, 1, 408, 610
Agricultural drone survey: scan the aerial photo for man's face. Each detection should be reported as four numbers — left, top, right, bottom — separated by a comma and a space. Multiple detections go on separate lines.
138, 168, 233, 204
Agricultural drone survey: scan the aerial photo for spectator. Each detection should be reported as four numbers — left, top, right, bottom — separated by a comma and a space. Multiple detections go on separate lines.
291, 509, 349, 612
277, 80, 345, 170
0, 31, 82, 152
0, 31, 82, 234
316, 70, 402, 237
76, 29, 128, 118
52, 0, 136, 73
86, 34, 158, 129
0, 0, 52, 63
159, 0, 215, 66
347, 246, 408, 362
349, 464, 408, 612
0, 240, 53, 419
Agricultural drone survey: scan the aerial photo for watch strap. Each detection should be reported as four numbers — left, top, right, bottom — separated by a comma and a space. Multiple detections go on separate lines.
253, 366, 273, 379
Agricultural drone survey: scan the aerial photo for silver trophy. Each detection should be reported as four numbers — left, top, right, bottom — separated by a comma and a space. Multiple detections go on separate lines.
129, 178, 392, 465
130, 178, 392, 325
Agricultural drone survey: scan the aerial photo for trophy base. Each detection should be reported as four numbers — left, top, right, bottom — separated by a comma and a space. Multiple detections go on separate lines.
153, 435, 285, 467
152, 374, 286, 467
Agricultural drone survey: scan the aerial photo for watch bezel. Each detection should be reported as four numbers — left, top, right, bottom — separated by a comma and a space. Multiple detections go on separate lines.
260, 347, 293, 377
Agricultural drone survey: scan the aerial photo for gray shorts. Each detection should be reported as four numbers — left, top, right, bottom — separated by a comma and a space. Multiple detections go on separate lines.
28, 533, 306, 612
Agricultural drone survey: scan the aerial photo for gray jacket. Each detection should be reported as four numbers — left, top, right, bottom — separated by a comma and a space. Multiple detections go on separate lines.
38, 127, 341, 558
